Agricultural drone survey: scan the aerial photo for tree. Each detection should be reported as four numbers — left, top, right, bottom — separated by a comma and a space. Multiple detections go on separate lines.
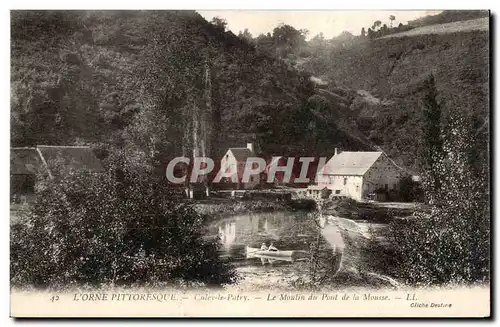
337, 31, 354, 41
311, 32, 325, 43
372, 20, 382, 31
10, 11, 109, 147
272, 24, 307, 50
420, 74, 443, 197
367, 27, 374, 39
210, 16, 227, 31
238, 28, 253, 42
361, 27, 366, 37
381, 24, 388, 36
389, 15, 396, 28
320, 187, 332, 199
388, 111, 489, 285
10, 151, 237, 289
388, 80, 490, 286
399, 175, 423, 202
309, 33, 327, 51
10, 10, 327, 169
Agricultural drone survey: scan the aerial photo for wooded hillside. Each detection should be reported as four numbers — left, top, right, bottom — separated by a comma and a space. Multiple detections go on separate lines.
11, 10, 368, 164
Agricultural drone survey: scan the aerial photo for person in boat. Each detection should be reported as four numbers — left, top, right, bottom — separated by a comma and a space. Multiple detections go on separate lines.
268, 242, 278, 252
260, 243, 268, 251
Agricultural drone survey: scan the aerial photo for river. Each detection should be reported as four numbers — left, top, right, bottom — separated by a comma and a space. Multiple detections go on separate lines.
204, 211, 346, 291
202, 209, 400, 291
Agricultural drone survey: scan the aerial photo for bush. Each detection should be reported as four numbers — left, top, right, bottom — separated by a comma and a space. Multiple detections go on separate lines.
388, 207, 489, 286
10, 154, 237, 290
320, 187, 331, 199
399, 175, 424, 202
387, 114, 489, 286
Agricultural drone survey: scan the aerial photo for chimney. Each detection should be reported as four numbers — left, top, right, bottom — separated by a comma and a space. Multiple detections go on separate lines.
247, 143, 254, 153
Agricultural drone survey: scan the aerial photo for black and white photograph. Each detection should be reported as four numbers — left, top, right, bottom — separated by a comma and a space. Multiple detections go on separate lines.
8, 8, 491, 317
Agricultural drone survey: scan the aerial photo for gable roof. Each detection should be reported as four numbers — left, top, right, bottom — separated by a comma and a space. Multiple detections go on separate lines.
37, 146, 104, 173
322, 151, 383, 176
10, 145, 104, 175
227, 148, 254, 162
10, 148, 42, 174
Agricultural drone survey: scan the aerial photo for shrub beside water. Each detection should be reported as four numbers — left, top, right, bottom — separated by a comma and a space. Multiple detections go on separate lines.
10, 159, 237, 290
386, 113, 489, 286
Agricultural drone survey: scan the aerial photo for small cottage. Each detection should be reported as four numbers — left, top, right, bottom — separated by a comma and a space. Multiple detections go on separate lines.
316, 149, 407, 201
10, 145, 104, 203
219, 143, 260, 189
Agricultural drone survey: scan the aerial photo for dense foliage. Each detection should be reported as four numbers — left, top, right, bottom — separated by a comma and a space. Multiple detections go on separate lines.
10, 152, 237, 289
308, 30, 488, 170
407, 10, 489, 27
12, 10, 489, 169
11, 10, 367, 161
244, 11, 489, 171
387, 84, 489, 286
420, 75, 444, 195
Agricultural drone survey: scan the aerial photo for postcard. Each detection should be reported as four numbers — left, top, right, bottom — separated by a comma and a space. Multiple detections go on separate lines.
10, 9, 490, 318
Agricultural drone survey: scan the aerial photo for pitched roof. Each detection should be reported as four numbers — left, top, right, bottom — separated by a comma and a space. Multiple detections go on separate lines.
37, 146, 104, 173
228, 148, 254, 162
10, 148, 42, 174
10, 146, 104, 175
322, 151, 383, 176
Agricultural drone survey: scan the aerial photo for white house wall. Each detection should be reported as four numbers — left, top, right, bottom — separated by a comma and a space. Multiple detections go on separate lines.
236, 161, 260, 189
318, 175, 363, 200
220, 151, 239, 182
315, 153, 405, 200
220, 150, 260, 189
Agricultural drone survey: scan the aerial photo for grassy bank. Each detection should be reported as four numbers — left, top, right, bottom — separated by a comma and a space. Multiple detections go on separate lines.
320, 198, 428, 223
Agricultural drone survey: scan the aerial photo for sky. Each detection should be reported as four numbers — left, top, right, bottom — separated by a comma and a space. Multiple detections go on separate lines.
198, 10, 442, 39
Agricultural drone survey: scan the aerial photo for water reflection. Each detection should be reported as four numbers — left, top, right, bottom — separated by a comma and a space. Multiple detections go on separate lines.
206, 211, 349, 290
209, 212, 334, 267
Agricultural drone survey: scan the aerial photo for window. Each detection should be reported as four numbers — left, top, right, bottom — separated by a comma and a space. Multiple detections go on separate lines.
335, 190, 341, 194
343, 177, 347, 185
225, 154, 229, 160
385, 184, 388, 190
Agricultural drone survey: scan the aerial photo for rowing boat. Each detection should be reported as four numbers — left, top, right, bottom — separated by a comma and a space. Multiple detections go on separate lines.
245, 246, 295, 258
